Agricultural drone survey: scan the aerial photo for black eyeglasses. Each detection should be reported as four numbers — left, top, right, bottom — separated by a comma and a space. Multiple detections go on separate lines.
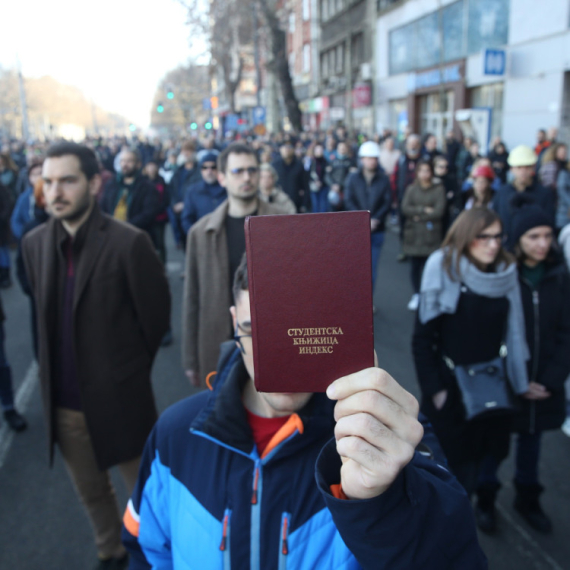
229, 166, 259, 177
234, 323, 252, 354
475, 232, 504, 245
201, 164, 217, 171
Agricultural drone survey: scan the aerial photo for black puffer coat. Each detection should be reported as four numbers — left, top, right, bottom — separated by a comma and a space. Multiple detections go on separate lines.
514, 251, 570, 433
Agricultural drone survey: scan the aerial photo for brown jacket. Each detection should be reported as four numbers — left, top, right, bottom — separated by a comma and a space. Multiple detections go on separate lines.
182, 199, 287, 380
22, 205, 170, 470
401, 182, 446, 257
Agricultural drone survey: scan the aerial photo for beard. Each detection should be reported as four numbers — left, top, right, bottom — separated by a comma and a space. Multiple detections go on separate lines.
52, 192, 92, 222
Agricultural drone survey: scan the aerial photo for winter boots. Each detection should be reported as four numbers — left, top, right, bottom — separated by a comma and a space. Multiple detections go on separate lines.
474, 483, 500, 534
513, 481, 553, 534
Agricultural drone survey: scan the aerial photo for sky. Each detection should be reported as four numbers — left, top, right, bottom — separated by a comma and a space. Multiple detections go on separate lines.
0, 0, 205, 128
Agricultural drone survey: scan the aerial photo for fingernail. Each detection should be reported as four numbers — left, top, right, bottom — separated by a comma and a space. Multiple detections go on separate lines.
326, 382, 337, 399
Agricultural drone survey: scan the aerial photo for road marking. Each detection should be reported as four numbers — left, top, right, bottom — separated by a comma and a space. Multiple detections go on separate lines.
497, 503, 564, 570
0, 361, 39, 470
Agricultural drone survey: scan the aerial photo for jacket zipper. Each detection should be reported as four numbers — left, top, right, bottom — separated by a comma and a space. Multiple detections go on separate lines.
250, 459, 262, 570
219, 508, 232, 569
278, 512, 291, 570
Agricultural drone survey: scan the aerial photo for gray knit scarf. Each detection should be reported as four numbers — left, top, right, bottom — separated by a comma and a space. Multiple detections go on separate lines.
419, 249, 529, 395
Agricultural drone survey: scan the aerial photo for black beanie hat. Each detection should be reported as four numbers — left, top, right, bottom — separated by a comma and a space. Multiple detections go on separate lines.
510, 193, 553, 244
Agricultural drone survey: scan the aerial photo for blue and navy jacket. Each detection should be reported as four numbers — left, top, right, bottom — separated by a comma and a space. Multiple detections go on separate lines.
123, 343, 487, 569
181, 180, 227, 236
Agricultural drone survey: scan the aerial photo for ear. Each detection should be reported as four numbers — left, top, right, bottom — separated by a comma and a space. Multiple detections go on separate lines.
88, 174, 102, 197
218, 170, 226, 188
230, 305, 237, 331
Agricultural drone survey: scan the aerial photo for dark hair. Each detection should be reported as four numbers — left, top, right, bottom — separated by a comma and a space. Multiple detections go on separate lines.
416, 159, 433, 176
218, 143, 258, 174
232, 253, 249, 302
441, 208, 513, 278
45, 142, 100, 180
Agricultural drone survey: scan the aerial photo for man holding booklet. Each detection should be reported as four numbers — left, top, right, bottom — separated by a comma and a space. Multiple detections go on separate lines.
123, 250, 487, 569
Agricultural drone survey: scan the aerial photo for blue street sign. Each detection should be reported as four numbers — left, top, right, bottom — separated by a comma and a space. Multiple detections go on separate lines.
225, 114, 239, 130
252, 106, 266, 125
483, 49, 506, 76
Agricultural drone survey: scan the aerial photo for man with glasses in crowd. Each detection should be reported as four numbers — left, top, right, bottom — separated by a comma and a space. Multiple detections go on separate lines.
181, 151, 226, 235
182, 143, 288, 388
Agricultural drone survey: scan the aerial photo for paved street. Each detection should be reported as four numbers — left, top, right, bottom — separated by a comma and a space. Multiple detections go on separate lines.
0, 230, 569, 569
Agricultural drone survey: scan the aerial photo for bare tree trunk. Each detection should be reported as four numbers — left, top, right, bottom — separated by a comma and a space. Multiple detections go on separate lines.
258, 0, 302, 132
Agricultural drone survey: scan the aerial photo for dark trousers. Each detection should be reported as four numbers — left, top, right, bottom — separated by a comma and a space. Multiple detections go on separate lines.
410, 256, 427, 294
371, 231, 385, 291
0, 324, 14, 411
310, 187, 330, 213
478, 431, 542, 488
152, 222, 167, 266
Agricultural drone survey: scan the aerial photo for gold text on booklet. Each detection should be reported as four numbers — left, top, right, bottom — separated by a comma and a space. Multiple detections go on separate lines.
287, 328, 344, 355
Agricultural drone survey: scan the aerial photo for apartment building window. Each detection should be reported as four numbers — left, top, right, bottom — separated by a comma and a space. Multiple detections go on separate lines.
321, 0, 329, 21
351, 33, 364, 66
303, 0, 310, 21
289, 52, 296, 74
303, 44, 311, 73
289, 13, 295, 33
321, 52, 329, 77
336, 44, 344, 73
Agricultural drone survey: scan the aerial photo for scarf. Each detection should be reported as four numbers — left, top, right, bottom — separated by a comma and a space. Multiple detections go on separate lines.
419, 248, 529, 395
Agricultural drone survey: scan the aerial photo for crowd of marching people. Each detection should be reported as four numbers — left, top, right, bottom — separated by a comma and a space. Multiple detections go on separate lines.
0, 123, 570, 568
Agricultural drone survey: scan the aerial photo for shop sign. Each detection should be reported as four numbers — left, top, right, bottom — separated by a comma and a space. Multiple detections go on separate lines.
352, 83, 371, 108
252, 106, 266, 125
408, 64, 462, 92
330, 107, 345, 120
483, 49, 506, 76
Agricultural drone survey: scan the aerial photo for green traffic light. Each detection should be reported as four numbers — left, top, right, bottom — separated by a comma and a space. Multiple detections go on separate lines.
129, 124, 136, 132
190, 122, 198, 130
157, 104, 164, 113
205, 122, 212, 130
167, 91, 174, 100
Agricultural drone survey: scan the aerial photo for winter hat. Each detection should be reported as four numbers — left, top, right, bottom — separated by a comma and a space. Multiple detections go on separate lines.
199, 151, 219, 166
472, 165, 495, 181
508, 145, 537, 167
510, 194, 553, 243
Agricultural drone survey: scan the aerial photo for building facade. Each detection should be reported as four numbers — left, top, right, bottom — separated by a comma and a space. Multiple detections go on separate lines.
375, 0, 570, 149
313, 0, 376, 132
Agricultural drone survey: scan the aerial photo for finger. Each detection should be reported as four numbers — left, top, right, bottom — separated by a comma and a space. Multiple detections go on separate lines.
334, 392, 423, 445
336, 435, 414, 481
327, 368, 419, 418
335, 412, 424, 453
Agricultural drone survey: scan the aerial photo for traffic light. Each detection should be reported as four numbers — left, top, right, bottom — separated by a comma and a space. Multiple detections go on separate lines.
157, 103, 164, 113
190, 122, 198, 130
129, 124, 136, 132
167, 90, 174, 100
205, 122, 212, 130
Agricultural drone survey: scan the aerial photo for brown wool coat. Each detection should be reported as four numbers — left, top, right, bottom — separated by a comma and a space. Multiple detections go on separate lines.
182, 199, 288, 381
401, 182, 446, 257
22, 205, 170, 470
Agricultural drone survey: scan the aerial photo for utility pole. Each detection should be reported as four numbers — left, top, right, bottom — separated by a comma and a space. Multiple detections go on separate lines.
16, 58, 29, 140
253, 0, 262, 107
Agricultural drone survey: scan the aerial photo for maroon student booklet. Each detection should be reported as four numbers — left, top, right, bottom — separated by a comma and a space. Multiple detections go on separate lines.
244, 211, 374, 393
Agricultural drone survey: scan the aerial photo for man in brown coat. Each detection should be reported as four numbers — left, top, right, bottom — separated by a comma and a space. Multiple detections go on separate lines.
22, 142, 170, 570
182, 143, 287, 386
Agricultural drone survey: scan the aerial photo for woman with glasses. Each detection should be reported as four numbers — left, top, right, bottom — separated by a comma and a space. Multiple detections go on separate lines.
412, 208, 530, 528
477, 196, 570, 534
